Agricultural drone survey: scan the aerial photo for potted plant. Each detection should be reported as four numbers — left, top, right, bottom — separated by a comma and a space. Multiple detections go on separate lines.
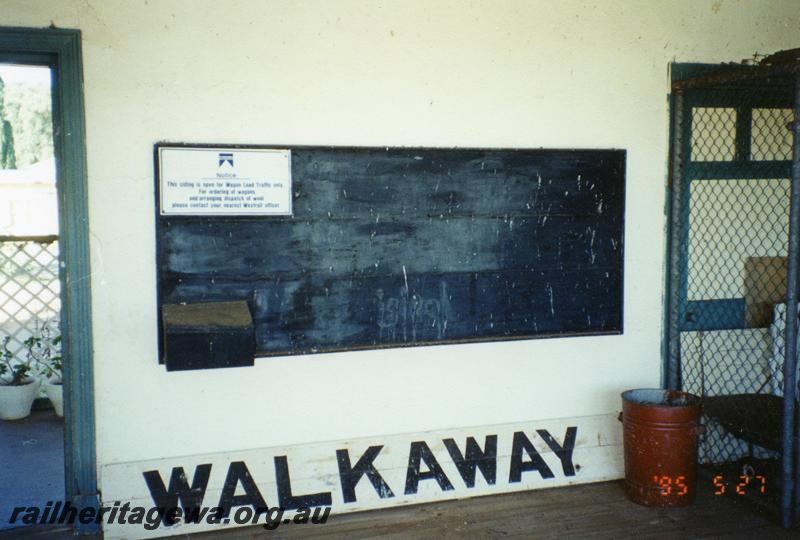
25, 320, 63, 418
0, 334, 41, 420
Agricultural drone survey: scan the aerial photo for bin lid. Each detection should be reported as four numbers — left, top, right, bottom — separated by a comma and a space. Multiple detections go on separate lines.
622, 388, 700, 408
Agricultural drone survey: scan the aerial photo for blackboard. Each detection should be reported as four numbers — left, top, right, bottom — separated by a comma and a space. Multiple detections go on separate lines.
156, 145, 625, 362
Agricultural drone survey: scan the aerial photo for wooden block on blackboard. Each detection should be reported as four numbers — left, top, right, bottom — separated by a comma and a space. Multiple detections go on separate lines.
162, 300, 255, 371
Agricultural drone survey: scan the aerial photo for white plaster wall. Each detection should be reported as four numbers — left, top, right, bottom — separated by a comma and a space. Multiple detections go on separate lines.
1, 0, 798, 481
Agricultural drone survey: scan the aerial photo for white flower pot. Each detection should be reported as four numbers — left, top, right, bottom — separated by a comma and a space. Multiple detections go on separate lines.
44, 378, 64, 417
0, 378, 42, 420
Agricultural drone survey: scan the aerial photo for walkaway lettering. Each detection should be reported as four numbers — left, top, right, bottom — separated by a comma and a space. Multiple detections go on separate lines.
142, 427, 577, 526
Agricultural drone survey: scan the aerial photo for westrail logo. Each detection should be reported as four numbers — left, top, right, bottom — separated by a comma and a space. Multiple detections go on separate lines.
217, 152, 236, 178
218, 152, 234, 167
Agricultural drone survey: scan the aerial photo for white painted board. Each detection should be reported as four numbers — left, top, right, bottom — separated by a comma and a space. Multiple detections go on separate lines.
101, 414, 623, 539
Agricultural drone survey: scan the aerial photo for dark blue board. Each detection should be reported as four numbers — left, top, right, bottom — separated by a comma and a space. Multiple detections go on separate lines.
156, 145, 625, 359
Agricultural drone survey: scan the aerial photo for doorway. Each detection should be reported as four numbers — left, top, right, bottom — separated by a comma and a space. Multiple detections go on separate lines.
0, 27, 95, 535
665, 53, 800, 526
0, 61, 64, 532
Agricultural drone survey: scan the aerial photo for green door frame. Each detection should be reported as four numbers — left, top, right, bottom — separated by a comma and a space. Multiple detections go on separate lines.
0, 27, 97, 534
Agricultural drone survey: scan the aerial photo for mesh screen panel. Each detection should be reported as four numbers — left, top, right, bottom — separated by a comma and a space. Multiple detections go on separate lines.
675, 81, 796, 475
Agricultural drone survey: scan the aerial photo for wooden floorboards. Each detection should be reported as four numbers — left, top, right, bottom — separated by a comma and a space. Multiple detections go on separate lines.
187, 480, 799, 540
2, 479, 798, 539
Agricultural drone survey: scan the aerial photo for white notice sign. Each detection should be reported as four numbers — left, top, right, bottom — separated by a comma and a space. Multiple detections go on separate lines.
158, 147, 292, 215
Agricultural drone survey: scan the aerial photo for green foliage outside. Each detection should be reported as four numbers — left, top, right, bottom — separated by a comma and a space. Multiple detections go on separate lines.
0, 76, 15, 169
0, 74, 53, 170
0, 320, 62, 386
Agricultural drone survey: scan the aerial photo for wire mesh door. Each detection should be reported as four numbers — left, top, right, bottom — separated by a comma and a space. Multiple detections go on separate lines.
667, 56, 800, 526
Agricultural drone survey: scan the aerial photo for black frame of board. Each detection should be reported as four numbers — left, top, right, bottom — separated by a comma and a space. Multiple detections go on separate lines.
155, 142, 626, 364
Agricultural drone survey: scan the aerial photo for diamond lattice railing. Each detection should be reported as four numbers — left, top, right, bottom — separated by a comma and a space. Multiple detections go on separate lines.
0, 237, 61, 361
